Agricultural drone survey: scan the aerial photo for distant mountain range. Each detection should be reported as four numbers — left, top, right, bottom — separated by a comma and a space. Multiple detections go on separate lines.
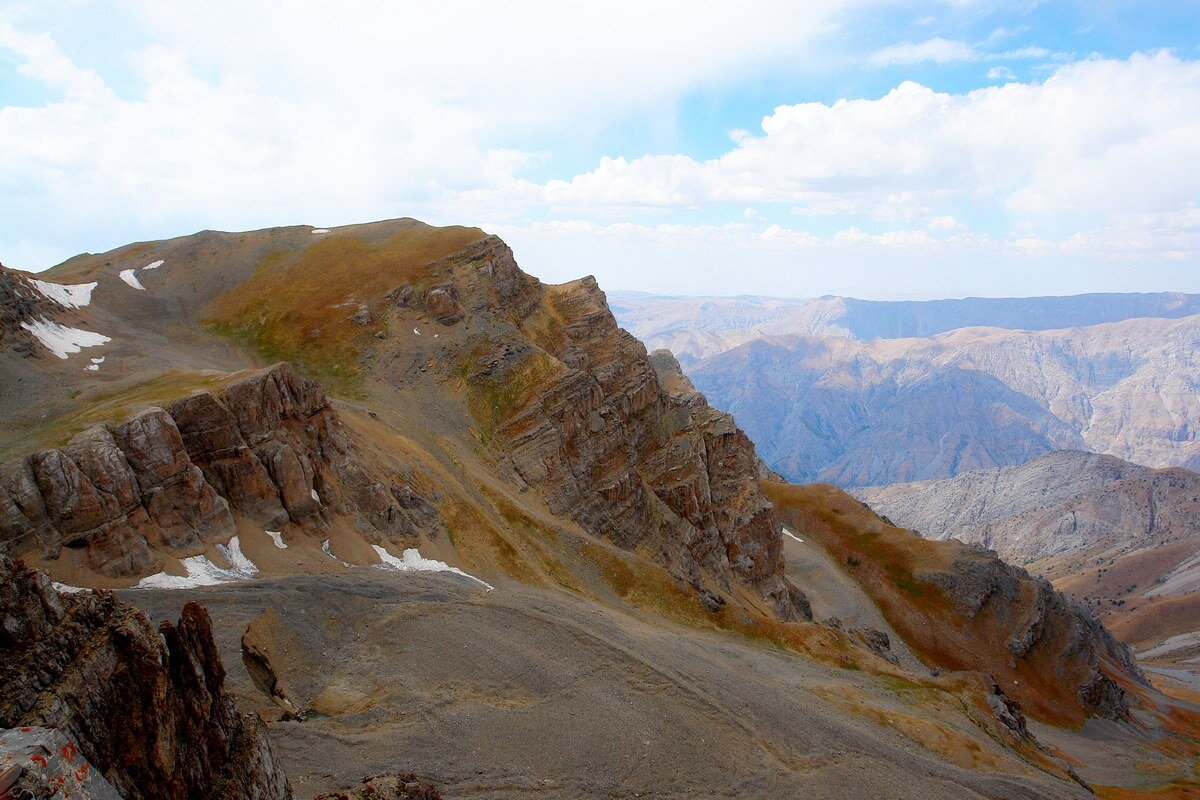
610, 290, 1200, 364
684, 315, 1200, 487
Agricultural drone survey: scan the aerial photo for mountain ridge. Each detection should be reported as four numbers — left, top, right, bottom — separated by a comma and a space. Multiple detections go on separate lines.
611, 289, 1200, 364
689, 317, 1200, 487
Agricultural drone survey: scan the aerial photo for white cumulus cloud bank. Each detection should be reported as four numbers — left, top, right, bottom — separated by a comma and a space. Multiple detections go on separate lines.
0, 1, 862, 267
534, 52, 1200, 229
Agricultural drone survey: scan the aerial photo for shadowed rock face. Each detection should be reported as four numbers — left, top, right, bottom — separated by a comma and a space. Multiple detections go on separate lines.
445, 238, 807, 619
0, 556, 293, 800
0, 363, 440, 577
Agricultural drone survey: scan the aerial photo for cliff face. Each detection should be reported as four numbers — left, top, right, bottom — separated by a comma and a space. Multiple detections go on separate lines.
0, 362, 439, 578
1, 223, 802, 620
437, 239, 806, 619
0, 555, 293, 800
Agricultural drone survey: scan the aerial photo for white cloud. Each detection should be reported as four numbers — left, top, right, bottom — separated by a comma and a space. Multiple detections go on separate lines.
531, 52, 1200, 241
0, 1, 871, 267
868, 38, 1049, 67
0, 5, 1197, 299
928, 215, 967, 231
487, 217, 1200, 299
870, 38, 978, 66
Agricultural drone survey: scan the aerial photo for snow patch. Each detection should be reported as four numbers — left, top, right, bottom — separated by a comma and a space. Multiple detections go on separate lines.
783, 527, 804, 544
218, 536, 259, 577
266, 530, 287, 549
29, 279, 97, 309
372, 544, 493, 591
311, 228, 331, 234
20, 317, 110, 359
90, 356, 105, 364
135, 536, 258, 589
52, 581, 87, 594
85, 364, 99, 372
118, 269, 145, 290
310, 488, 320, 503
412, 327, 421, 336
142, 260, 164, 270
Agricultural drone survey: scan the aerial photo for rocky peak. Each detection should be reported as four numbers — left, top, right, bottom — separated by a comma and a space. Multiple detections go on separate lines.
0, 555, 293, 800
443, 257, 808, 619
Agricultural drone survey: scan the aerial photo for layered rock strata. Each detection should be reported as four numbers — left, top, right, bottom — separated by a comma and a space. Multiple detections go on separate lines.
437, 238, 807, 619
0, 363, 439, 577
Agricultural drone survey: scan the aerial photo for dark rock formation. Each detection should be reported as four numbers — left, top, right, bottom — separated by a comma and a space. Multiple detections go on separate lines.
0, 556, 293, 800
314, 774, 441, 800
0, 363, 442, 578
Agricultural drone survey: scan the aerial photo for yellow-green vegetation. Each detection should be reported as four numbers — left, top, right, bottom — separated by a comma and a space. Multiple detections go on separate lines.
1095, 782, 1200, 799
578, 537, 882, 673
462, 348, 563, 444
482, 488, 587, 593
205, 224, 483, 393
1, 370, 234, 456
519, 285, 575, 354
440, 496, 544, 586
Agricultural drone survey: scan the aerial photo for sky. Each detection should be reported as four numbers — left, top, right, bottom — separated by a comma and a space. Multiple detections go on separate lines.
1, 1, 1199, 299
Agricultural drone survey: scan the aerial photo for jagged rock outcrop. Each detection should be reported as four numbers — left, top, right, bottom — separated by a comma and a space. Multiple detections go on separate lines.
314, 774, 441, 800
0, 556, 294, 800
919, 550, 1145, 719
445, 239, 807, 619
0, 363, 441, 578
854, 451, 1200, 648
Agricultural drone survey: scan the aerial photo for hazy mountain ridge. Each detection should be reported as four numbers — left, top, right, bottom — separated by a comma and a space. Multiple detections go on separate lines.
689, 316, 1200, 487
610, 290, 1200, 364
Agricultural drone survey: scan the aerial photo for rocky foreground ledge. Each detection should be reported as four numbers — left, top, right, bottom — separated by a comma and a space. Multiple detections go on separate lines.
0, 555, 293, 800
